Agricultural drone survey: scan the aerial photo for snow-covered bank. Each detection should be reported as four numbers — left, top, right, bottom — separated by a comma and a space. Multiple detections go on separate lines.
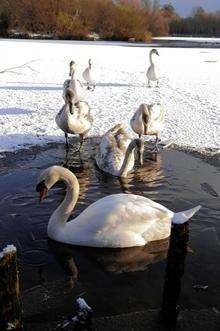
0, 39, 219, 154
155, 36, 220, 44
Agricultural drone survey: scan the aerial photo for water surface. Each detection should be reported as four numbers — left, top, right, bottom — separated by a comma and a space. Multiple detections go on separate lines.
0, 141, 219, 318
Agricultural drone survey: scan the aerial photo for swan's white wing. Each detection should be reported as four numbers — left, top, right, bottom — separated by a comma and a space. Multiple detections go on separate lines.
67, 194, 172, 247
83, 67, 94, 84
130, 108, 145, 135
95, 132, 133, 176
148, 104, 165, 134
147, 65, 159, 81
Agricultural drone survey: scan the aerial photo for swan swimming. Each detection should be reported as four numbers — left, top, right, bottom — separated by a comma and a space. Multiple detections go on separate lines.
146, 49, 160, 87
82, 59, 95, 91
36, 165, 201, 248
130, 103, 165, 152
56, 89, 93, 149
95, 124, 144, 177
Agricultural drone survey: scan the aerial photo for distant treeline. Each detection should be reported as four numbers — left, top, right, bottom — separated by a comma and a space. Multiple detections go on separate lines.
170, 6, 220, 36
0, 1, 220, 41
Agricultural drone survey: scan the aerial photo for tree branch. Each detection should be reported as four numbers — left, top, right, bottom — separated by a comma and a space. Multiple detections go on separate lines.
0, 60, 39, 74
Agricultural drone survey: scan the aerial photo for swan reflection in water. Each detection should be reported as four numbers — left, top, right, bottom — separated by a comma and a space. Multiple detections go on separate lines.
48, 223, 189, 327
48, 236, 169, 280
95, 152, 164, 195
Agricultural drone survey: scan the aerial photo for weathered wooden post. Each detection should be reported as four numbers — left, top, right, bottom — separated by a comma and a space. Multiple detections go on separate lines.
0, 245, 22, 330
160, 223, 189, 325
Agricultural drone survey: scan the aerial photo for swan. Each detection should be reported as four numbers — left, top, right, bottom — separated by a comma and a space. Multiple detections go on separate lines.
56, 89, 93, 149
36, 165, 201, 248
82, 59, 95, 91
63, 60, 85, 104
130, 103, 165, 152
146, 49, 160, 87
95, 124, 144, 177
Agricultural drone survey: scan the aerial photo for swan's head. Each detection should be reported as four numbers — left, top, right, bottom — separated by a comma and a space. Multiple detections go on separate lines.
150, 49, 159, 56
36, 166, 62, 202
69, 60, 76, 77
88, 58, 92, 66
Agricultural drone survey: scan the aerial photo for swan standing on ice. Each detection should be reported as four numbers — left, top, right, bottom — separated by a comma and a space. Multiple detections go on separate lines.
56, 89, 93, 150
36, 165, 201, 248
130, 103, 165, 152
63, 60, 85, 103
147, 49, 160, 87
82, 59, 95, 91
95, 124, 144, 177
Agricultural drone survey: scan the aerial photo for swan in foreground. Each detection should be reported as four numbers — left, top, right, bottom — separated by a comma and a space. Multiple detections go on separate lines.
95, 124, 144, 177
56, 89, 93, 149
36, 165, 201, 248
82, 59, 95, 91
147, 49, 160, 87
63, 60, 85, 103
130, 103, 165, 152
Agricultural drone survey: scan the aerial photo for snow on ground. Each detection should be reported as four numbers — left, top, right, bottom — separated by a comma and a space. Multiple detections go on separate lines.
0, 39, 219, 153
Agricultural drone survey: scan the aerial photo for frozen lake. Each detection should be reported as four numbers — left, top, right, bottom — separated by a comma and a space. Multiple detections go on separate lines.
0, 38, 219, 154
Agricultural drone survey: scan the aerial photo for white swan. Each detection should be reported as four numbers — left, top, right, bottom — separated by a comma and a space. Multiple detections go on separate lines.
82, 59, 95, 91
146, 49, 160, 87
130, 103, 165, 151
56, 90, 93, 149
63, 60, 85, 103
36, 165, 201, 248
95, 124, 144, 177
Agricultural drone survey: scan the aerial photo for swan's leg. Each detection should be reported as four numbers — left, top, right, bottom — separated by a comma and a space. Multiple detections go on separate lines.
138, 134, 142, 139
79, 134, 84, 151
156, 80, 159, 88
155, 135, 159, 152
65, 133, 69, 150
148, 79, 151, 88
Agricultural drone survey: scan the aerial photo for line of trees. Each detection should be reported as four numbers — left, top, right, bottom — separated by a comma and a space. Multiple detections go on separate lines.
0, 0, 173, 40
170, 6, 220, 36
0, 1, 220, 41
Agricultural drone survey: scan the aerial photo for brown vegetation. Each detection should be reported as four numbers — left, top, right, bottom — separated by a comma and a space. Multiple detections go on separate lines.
0, 1, 219, 40
0, 0, 170, 40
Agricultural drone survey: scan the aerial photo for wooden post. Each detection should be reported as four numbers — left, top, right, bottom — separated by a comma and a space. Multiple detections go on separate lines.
160, 223, 189, 325
0, 245, 22, 330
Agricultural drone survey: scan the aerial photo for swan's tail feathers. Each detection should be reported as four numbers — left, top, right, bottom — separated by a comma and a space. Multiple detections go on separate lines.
172, 205, 201, 225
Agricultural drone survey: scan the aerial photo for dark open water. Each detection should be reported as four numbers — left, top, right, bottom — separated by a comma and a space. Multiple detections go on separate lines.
0, 140, 219, 319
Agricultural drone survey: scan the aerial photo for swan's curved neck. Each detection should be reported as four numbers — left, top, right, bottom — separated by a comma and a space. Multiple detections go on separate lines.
119, 140, 138, 177
47, 172, 79, 239
149, 52, 154, 65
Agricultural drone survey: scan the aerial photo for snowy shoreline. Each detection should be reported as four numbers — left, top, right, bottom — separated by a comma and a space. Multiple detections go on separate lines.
0, 39, 219, 156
